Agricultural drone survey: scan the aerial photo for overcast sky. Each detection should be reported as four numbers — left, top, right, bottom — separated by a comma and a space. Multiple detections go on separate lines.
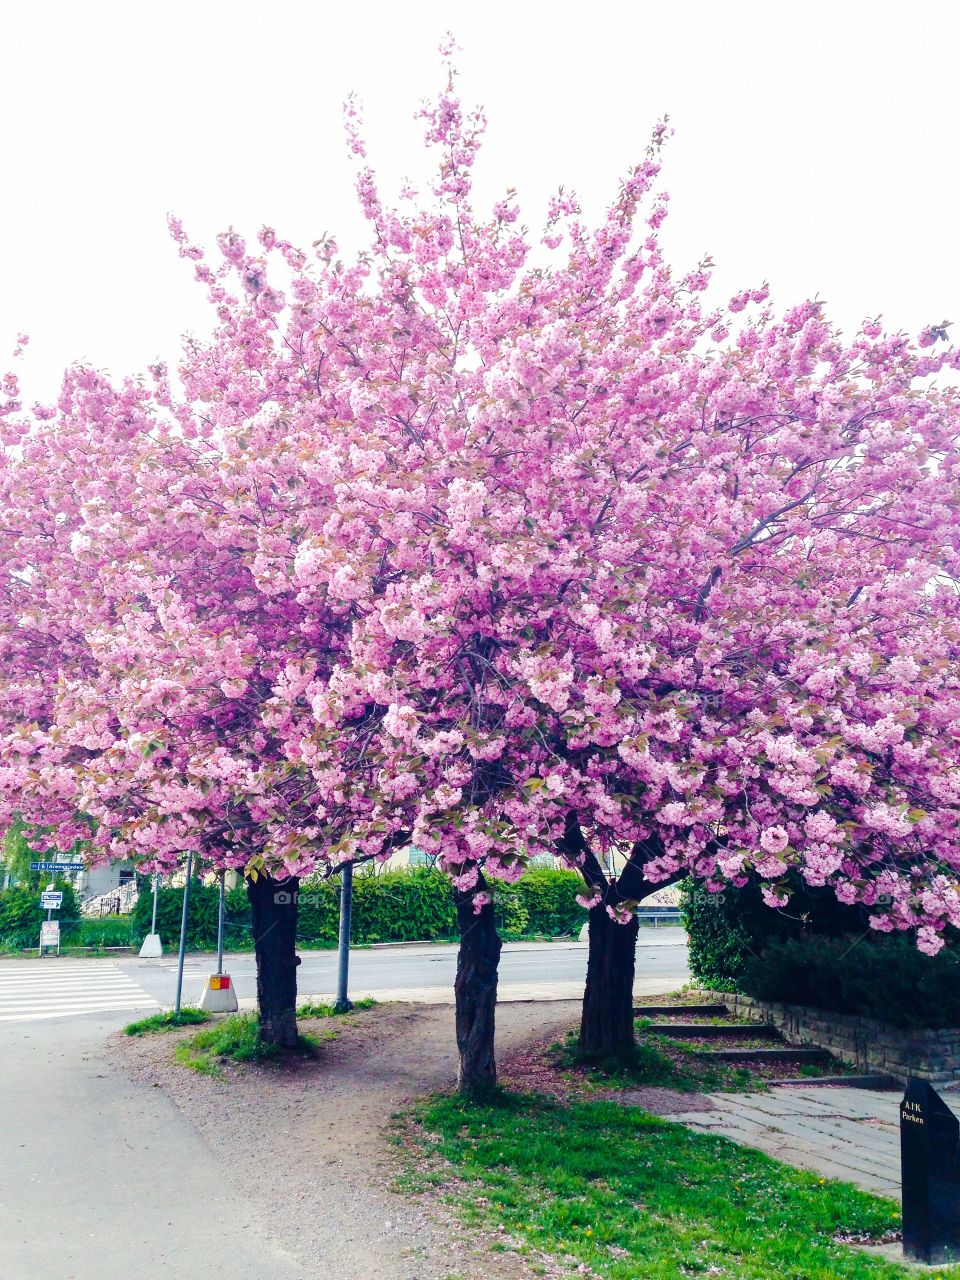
3, 0, 958, 402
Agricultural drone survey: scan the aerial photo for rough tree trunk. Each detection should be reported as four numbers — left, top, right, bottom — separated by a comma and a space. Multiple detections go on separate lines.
454, 886, 503, 1098
247, 872, 301, 1049
579, 902, 640, 1061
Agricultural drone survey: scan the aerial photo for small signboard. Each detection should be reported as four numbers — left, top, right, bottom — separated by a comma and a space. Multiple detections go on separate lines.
30, 862, 83, 873
40, 891, 63, 910
901, 1076, 960, 1263
39, 920, 60, 953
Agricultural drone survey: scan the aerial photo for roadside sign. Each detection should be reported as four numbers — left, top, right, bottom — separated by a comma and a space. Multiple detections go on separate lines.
39, 920, 60, 953
30, 862, 83, 873
40, 891, 63, 910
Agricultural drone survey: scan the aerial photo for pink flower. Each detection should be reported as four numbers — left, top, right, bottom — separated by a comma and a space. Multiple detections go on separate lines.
759, 826, 789, 855
917, 926, 944, 956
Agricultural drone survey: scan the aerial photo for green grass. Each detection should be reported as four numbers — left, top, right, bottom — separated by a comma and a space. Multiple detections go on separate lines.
0, 916, 136, 955
67, 918, 135, 949
173, 1012, 317, 1078
404, 1092, 949, 1280
296, 996, 378, 1018
123, 1008, 211, 1036
553, 1028, 758, 1093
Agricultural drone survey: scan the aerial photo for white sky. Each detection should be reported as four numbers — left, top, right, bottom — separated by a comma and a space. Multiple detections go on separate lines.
3, 0, 958, 402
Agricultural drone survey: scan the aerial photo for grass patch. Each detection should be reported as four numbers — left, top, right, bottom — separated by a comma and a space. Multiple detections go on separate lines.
297, 996, 378, 1018
404, 1092, 943, 1279
173, 1012, 315, 1078
123, 1008, 211, 1036
553, 1028, 758, 1094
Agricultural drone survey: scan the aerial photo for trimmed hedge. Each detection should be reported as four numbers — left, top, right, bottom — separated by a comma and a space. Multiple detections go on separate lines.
681, 874, 870, 989
130, 881, 237, 950
128, 865, 588, 950
516, 868, 588, 937
740, 934, 960, 1030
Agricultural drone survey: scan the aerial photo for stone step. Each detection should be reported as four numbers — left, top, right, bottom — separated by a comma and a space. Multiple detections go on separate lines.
647, 1022, 782, 1041
771, 1074, 900, 1089
634, 1003, 729, 1018
692, 1046, 834, 1064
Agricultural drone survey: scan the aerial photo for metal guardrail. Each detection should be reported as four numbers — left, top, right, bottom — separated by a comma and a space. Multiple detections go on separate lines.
636, 907, 682, 926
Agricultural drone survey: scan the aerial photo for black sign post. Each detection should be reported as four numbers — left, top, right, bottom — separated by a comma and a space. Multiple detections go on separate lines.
901, 1076, 960, 1263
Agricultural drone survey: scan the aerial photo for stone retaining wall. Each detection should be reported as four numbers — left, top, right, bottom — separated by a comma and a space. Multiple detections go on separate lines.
702, 989, 960, 1083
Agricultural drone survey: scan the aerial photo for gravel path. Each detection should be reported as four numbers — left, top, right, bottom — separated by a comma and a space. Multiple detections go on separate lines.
114, 1001, 589, 1280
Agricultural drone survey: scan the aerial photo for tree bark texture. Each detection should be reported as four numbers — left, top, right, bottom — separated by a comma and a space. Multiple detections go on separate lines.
454, 883, 503, 1098
247, 872, 301, 1048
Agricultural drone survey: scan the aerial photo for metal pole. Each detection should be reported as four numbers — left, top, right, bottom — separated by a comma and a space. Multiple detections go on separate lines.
335, 862, 353, 1013
216, 870, 225, 976
41, 883, 53, 957
174, 851, 193, 1015
150, 873, 160, 936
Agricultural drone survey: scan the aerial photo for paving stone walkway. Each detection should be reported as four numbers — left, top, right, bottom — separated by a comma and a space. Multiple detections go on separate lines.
671, 1085, 904, 1198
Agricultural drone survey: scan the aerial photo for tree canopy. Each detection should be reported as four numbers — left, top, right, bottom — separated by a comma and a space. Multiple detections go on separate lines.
2, 50, 960, 956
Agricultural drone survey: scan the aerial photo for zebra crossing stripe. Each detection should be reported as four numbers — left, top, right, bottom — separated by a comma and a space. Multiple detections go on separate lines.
0, 963, 159, 1023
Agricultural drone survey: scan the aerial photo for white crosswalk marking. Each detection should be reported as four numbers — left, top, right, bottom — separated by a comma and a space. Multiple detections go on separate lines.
0, 963, 160, 1023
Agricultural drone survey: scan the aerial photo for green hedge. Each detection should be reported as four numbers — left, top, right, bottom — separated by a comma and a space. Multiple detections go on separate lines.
0, 879, 80, 949
681, 874, 870, 989
130, 881, 235, 950
127, 865, 588, 950
516, 868, 587, 937
740, 934, 960, 1030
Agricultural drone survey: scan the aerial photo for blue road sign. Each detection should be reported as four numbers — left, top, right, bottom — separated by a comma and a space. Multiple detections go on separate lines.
29, 861, 84, 872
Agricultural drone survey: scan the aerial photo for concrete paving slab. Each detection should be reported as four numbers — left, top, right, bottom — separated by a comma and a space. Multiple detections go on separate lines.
672, 1085, 905, 1200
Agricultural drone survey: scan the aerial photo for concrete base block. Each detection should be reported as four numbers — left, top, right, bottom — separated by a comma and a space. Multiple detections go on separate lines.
198, 974, 239, 1013
138, 933, 163, 958
578, 922, 589, 943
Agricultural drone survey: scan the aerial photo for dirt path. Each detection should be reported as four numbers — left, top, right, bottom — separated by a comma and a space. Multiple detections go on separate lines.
115, 1001, 585, 1280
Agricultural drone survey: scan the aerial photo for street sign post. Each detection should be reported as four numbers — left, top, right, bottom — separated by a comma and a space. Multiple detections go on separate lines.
174, 851, 193, 1015
38, 882, 63, 956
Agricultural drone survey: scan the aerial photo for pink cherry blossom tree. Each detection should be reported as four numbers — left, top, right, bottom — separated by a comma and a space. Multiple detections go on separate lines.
266, 58, 960, 1072
3, 45, 960, 1085
0, 357, 353, 1044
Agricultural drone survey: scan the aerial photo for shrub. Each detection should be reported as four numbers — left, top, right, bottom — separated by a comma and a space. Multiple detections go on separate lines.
123, 864, 587, 952
515, 868, 586, 936
129, 868, 458, 949
350, 867, 457, 942
493, 882, 530, 939
681, 874, 870, 988
0, 877, 80, 947
294, 878, 338, 944
739, 934, 960, 1030
130, 880, 222, 949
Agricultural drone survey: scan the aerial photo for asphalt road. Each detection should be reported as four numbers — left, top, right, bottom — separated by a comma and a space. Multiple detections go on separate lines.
0, 1015, 308, 1280
126, 930, 689, 1004
0, 930, 690, 1023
